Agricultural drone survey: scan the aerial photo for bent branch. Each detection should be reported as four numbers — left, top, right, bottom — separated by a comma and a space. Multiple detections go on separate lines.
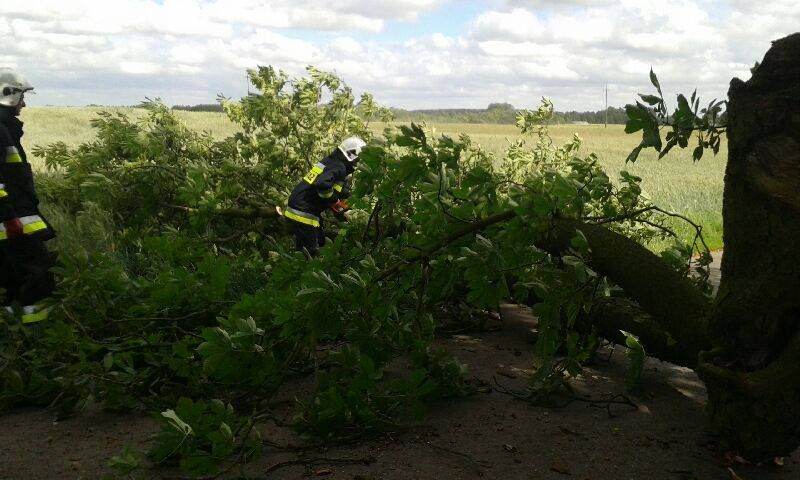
375, 209, 711, 361
591, 297, 698, 367
540, 218, 711, 360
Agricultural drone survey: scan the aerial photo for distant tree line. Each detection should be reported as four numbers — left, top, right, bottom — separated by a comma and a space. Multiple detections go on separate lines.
171, 101, 629, 124
173, 104, 225, 112
388, 103, 628, 124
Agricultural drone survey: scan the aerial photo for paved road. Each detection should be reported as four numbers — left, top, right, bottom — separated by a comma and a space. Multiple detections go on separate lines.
709, 250, 722, 291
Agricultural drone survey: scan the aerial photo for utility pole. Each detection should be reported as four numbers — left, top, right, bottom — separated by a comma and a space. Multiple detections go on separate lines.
604, 84, 608, 128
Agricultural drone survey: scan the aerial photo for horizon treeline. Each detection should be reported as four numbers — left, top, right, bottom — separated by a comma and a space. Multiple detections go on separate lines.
171, 101, 629, 125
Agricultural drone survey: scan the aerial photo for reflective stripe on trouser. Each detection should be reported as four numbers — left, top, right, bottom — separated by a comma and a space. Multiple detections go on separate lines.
22, 304, 51, 324
2, 304, 51, 323
0, 215, 48, 240
282, 207, 320, 227
333, 182, 344, 193
4, 146, 23, 163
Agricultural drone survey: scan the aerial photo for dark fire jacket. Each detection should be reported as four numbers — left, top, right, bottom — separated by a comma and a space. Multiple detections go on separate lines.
285, 149, 353, 227
0, 111, 55, 241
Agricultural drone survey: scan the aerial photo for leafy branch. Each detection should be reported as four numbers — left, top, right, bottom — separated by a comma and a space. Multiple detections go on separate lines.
626, 69, 726, 162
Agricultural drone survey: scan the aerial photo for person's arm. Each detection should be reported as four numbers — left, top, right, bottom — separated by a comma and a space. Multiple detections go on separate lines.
333, 175, 351, 200
312, 169, 338, 203
306, 161, 349, 204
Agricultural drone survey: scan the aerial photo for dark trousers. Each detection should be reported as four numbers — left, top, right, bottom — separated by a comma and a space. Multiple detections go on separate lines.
291, 219, 325, 256
0, 238, 56, 306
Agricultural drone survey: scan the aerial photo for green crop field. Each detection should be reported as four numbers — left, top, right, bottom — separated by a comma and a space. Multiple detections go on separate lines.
20, 107, 726, 250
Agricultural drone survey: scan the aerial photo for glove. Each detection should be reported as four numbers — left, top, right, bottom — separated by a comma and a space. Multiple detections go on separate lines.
4, 218, 23, 240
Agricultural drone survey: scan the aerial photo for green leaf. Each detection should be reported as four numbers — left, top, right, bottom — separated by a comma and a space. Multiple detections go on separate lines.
677, 93, 692, 114
624, 104, 648, 134
649, 68, 662, 95
570, 230, 590, 253
107, 446, 141, 475
161, 409, 193, 435
296, 287, 326, 297
180, 455, 217, 476
642, 124, 663, 151
658, 138, 678, 159
626, 145, 643, 163
475, 234, 494, 250
621, 330, 645, 391
103, 352, 114, 371
639, 94, 662, 106
692, 145, 704, 161
219, 422, 233, 441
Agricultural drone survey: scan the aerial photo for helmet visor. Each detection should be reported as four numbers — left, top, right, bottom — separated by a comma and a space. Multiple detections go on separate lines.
345, 149, 360, 162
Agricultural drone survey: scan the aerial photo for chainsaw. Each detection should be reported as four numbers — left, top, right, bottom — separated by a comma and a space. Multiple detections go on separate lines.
329, 199, 350, 217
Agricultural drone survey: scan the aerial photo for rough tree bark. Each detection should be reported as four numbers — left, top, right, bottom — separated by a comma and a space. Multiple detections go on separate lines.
696, 32, 800, 460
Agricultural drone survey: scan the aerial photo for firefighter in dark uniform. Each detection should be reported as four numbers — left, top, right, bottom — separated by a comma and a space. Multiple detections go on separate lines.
0, 68, 56, 323
284, 136, 365, 256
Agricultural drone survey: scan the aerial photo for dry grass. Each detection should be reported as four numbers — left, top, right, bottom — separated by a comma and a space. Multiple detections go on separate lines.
19, 106, 239, 152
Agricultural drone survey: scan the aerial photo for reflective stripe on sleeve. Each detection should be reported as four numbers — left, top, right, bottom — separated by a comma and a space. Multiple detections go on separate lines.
4, 146, 22, 164
0, 215, 48, 240
318, 189, 334, 199
333, 182, 344, 193
0, 183, 7, 198
282, 207, 320, 227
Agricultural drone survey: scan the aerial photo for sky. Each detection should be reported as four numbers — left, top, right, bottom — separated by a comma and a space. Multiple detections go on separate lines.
1, 0, 798, 110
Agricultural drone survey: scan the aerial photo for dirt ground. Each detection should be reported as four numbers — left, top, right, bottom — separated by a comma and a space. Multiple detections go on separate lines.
1, 305, 798, 480
2, 254, 798, 480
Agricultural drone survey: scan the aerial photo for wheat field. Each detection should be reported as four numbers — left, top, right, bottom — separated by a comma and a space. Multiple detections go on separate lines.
20, 107, 726, 250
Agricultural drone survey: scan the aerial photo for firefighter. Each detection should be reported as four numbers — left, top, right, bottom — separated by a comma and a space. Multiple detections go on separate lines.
0, 68, 56, 323
284, 136, 365, 256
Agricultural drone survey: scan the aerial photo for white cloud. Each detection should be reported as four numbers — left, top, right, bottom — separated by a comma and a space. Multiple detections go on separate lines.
120, 61, 162, 75
330, 37, 365, 56
205, 0, 443, 32
0, 0, 796, 111
472, 9, 545, 42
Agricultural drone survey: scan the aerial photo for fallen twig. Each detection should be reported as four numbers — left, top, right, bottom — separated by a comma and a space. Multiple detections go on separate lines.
492, 377, 638, 417
424, 441, 492, 472
263, 455, 375, 475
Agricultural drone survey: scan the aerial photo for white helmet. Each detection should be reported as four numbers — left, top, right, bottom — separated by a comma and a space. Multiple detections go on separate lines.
0, 68, 34, 107
338, 136, 366, 163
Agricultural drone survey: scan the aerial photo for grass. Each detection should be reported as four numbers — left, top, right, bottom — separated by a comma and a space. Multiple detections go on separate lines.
19, 106, 240, 151
20, 107, 725, 250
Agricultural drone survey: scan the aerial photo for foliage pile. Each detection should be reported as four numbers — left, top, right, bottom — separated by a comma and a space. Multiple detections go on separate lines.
0, 66, 710, 476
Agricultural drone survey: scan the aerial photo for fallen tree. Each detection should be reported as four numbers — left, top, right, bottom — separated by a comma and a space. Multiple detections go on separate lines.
1, 36, 797, 476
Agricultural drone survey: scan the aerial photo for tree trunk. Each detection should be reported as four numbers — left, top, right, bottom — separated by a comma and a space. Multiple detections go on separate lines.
697, 32, 800, 460
540, 218, 711, 364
